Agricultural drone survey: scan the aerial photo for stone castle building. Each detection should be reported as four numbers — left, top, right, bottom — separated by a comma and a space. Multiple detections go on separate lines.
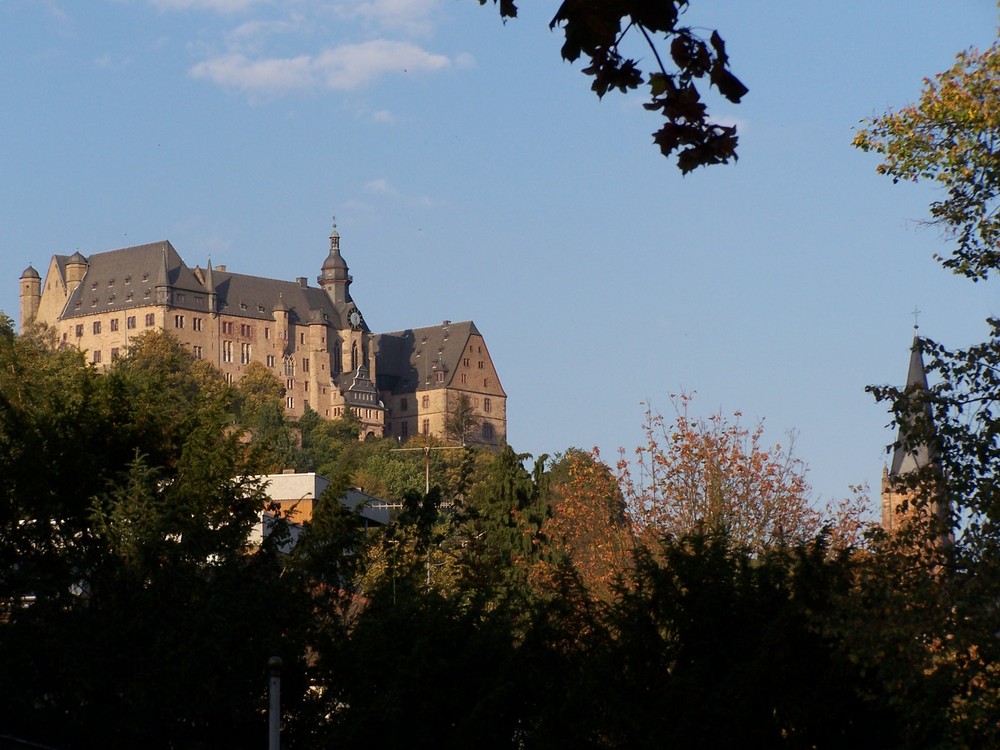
18, 226, 506, 446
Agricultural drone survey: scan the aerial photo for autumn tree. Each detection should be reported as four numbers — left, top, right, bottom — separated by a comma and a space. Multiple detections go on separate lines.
854, 42, 1000, 280
535, 449, 634, 602
619, 395, 826, 555
480, 0, 748, 171
853, 36, 1000, 746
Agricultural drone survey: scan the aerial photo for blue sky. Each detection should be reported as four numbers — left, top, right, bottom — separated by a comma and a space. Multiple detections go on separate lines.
1, 0, 997, 505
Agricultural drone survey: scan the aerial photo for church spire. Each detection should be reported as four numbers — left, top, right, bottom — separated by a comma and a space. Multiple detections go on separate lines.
889, 328, 935, 478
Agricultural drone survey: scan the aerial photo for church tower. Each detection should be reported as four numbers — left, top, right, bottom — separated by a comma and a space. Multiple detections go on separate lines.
880, 328, 947, 536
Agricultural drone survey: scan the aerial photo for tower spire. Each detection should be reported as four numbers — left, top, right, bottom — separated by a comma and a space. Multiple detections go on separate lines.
318, 220, 352, 304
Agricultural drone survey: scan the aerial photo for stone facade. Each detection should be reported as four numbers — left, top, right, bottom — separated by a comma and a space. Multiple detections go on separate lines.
18, 228, 506, 446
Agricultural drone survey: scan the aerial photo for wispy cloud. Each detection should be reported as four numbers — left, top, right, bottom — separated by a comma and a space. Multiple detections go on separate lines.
191, 40, 451, 94
149, 0, 265, 12
363, 178, 433, 207
343, 0, 442, 36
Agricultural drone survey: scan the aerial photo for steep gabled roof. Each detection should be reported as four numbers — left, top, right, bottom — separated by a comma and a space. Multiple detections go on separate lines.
375, 320, 484, 393
890, 334, 937, 477
61, 241, 205, 319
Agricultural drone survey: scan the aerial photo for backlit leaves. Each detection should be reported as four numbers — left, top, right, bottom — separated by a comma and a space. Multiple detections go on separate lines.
480, 0, 747, 171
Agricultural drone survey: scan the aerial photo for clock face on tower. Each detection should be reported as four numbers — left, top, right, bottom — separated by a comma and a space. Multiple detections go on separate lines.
348, 308, 363, 329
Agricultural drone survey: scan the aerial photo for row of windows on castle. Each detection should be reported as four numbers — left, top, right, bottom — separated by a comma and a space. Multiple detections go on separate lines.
72, 313, 366, 371
395, 395, 495, 414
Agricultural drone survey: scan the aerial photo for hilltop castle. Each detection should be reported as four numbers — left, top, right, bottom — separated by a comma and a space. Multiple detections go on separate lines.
18, 226, 506, 446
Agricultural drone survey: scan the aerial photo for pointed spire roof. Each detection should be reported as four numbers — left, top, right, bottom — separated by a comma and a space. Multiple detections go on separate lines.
890, 330, 936, 476
67, 251, 88, 265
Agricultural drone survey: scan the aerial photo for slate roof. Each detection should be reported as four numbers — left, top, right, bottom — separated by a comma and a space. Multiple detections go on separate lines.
56, 240, 365, 328
375, 320, 482, 393
890, 334, 937, 476
61, 241, 205, 319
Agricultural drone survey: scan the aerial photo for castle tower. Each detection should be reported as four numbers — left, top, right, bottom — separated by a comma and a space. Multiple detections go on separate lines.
65, 251, 88, 292
19, 265, 41, 333
880, 329, 946, 535
318, 223, 352, 304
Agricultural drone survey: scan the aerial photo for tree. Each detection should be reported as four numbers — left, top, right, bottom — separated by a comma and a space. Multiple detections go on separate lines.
619, 395, 823, 554
855, 36, 1000, 745
444, 392, 479, 445
236, 360, 295, 472
853, 42, 1000, 281
0, 329, 310, 748
535, 448, 634, 602
480, 0, 748, 171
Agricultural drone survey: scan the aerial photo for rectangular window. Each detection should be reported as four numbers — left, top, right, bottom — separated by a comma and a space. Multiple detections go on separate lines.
92, 350, 101, 364
110, 348, 119, 360
300, 332, 305, 345
222, 340, 233, 363
266, 355, 275, 368
75, 324, 83, 337
174, 315, 184, 329
422, 395, 429, 409
193, 345, 203, 360
264, 327, 271, 340
304, 381, 309, 392
145, 314, 155, 327
302, 358, 310, 373
460, 374, 467, 384
401, 398, 408, 411
126, 316, 136, 330
435, 371, 445, 383
422, 419, 430, 435
241, 342, 252, 364
484, 398, 492, 413
225, 372, 234, 384
110, 318, 119, 332
463, 358, 470, 367
286, 396, 294, 410
192, 317, 203, 332
478, 361, 484, 369
93, 321, 101, 334
401, 421, 409, 437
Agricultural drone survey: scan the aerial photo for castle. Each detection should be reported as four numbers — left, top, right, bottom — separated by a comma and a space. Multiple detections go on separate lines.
18, 226, 506, 446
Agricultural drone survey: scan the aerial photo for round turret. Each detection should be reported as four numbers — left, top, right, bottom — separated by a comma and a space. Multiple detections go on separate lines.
20, 265, 40, 280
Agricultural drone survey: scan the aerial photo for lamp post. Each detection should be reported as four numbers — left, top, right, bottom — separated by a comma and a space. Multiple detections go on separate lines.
268, 656, 282, 750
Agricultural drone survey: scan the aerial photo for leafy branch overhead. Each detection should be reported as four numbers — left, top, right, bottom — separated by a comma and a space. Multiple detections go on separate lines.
480, 0, 748, 172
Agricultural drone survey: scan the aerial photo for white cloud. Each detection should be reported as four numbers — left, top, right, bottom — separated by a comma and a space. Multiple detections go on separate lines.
345, 0, 442, 35
190, 53, 316, 93
371, 110, 395, 123
149, 0, 264, 11
364, 178, 397, 195
314, 40, 450, 90
190, 39, 451, 94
